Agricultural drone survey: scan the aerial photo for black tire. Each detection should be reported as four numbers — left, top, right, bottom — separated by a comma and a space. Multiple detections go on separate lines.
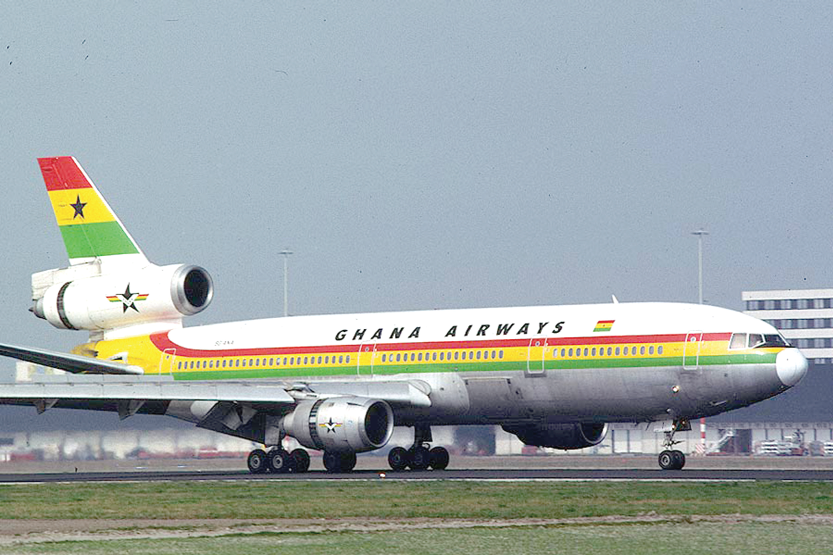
267, 449, 290, 474
409, 446, 431, 470
247, 449, 268, 474
339, 451, 357, 472
290, 449, 310, 473
671, 450, 686, 470
429, 446, 450, 470
388, 446, 410, 471
658, 450, 675, 470
323, 451, 342, 473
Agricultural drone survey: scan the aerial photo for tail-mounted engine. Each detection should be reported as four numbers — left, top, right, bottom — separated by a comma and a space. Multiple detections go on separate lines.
280, 397, 394, 453
502, 422, 608, 450
32, 263, 213, 333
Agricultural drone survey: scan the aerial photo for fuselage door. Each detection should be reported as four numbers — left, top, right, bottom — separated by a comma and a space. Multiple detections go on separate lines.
357, 343, 377, 376
160, 348, 176, 376
683, 331, 703, 370
526, 338, 546, 376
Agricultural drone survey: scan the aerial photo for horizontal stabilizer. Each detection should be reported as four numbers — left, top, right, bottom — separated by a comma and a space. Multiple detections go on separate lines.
0, 343, 144, 375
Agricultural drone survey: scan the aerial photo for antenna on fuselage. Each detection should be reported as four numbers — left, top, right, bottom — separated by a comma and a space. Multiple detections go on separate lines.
611, 295, 619, 304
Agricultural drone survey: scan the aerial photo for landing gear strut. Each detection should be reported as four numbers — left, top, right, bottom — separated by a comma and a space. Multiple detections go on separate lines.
246, 446, 311, 474
658, 418, 690, 470
387, 424, 450, 472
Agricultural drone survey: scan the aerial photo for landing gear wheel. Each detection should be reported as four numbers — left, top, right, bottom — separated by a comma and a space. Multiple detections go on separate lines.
658, 450, 675, 470
290, 449, 310, 473
671, 450, 686, 470
247, 449, 268, 474
323, 451, 341, 472
267, 449, 290, 474
429, 446, 450, 470
388, 446, 410, 471
339, 451, 357, 472
409, 445, 431, 470
323, 451, 357, 473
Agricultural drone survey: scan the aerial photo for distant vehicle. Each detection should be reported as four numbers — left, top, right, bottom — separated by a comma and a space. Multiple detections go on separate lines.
0, 157, 809, 472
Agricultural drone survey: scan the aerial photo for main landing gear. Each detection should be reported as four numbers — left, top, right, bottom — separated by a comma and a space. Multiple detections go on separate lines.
387, 425, 450, 472
658, 418, 690, 471
247, 447, 311, 474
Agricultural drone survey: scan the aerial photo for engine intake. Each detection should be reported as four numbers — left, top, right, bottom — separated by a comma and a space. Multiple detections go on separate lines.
502, 422, 608, 450
281, 397, 394, 453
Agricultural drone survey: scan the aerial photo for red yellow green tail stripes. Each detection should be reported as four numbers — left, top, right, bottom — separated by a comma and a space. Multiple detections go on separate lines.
38, 157, 143, 262
594, 320, 614, 332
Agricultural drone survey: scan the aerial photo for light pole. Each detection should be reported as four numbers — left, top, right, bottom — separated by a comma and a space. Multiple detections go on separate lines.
279, 249, 293, 317
691, 229, 709, 305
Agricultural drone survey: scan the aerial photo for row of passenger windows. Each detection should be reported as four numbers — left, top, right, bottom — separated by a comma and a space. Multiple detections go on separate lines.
174, 344, 665, 370
551, 345, 663, 357
380, 350, 504, 363
177, 354, 353, 371
747, 298, 833, 310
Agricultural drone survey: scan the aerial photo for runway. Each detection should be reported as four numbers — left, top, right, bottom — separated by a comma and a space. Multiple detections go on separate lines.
3, 467, 833, 483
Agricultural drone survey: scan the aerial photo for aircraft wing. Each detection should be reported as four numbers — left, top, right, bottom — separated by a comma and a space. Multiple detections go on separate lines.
0, 343, 144, 375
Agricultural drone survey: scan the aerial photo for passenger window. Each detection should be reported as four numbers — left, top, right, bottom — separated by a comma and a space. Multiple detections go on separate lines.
607, 347, 612, 356
492, 350, 496, 359
640, 346, 645, 355
499, 350, 504, 359
462, 352, 467, 361
649, 346, 654, 355
454, 352, 459, 360
476, 351, 481, 360
469, 351, 474, 359
583, 348, 589, 357
568, 348, 573, 357
346, 355, 351, 363
440, 352, 444, 361
658, 346, 663, 355
396, 353, 401, 362
591, 347, 596, 356
615, 347, 620, 356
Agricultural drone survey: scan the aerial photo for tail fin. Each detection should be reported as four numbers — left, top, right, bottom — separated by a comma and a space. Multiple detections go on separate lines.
37, 157, 147, 266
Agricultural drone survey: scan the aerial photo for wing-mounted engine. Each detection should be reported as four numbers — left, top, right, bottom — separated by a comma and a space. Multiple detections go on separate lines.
502, 422, 608, 450
280, 397, 394, 453
31, 263, 213, 337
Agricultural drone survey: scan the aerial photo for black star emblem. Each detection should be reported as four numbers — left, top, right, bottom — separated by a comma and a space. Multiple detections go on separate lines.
325, 418, 337, 433
117, 283, 140, 313
70, 194, 87, 219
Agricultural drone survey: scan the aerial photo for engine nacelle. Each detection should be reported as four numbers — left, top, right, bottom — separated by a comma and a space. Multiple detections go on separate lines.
502, 422, 608, 450
33, 264, 213, 332
281, 397, 394, 453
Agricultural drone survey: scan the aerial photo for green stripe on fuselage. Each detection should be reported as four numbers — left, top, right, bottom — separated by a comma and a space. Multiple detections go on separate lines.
168, 352, 777, 381
59, 221, 139, 259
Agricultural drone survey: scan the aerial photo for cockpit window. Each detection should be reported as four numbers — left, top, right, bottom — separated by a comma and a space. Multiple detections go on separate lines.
730, 332, 791, 350
729, 333, 747, 350
760, 334, 791, 348
748, 334, 764, 348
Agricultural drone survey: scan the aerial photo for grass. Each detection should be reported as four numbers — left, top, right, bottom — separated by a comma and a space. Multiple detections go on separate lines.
3, 523, 833, 555
0, 480, 832, 520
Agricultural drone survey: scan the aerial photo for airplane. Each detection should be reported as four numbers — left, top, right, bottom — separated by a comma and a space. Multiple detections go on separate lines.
0, 156, 809, 473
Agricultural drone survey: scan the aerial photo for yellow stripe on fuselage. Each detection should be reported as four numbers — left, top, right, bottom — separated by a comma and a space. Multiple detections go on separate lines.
48, 189, 117, 226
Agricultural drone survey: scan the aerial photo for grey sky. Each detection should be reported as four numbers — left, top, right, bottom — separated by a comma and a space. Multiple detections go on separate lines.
1, 2, 832, 364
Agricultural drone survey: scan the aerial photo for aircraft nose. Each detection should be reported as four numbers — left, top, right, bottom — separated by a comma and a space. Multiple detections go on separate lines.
776, 348, 808, 387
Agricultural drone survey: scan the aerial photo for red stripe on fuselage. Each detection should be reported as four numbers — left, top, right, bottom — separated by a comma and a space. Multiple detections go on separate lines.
150, 331, 731, 359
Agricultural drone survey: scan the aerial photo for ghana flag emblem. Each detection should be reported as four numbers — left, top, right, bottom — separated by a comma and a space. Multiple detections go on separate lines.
106, 284, 149, 313
594, 320, 614, 332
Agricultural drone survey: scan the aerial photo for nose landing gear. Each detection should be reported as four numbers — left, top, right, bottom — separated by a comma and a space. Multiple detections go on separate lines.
658, 418, 690, 470
387, 425, 450, 472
